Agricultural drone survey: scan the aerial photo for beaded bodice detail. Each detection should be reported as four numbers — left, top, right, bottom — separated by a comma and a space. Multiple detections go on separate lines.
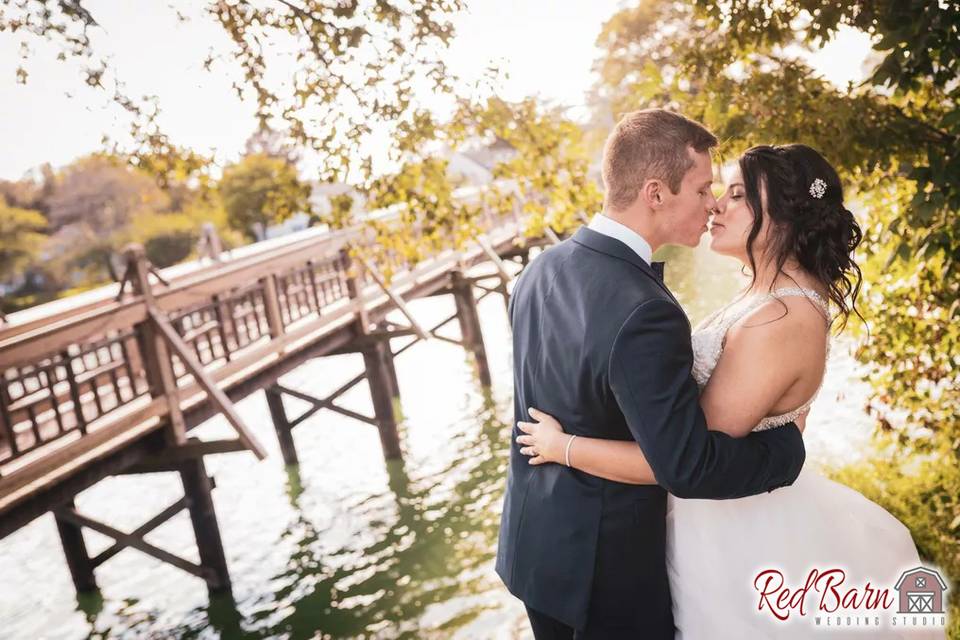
691, 287, 832, 432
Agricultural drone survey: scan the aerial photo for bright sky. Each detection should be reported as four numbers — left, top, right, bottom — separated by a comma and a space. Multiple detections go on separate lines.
0, 1, 875, 181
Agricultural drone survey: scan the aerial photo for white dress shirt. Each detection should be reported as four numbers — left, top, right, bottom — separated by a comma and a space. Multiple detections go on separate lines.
587, 214, 653, 266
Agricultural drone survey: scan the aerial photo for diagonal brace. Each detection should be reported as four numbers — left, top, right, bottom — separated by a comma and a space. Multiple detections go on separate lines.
149, 308, 268, 460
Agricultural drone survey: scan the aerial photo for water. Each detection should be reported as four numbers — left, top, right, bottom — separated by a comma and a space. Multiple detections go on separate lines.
0, 240, 878, 639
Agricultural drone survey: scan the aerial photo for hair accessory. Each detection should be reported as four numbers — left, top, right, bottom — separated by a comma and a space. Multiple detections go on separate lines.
809, 178, 827, 199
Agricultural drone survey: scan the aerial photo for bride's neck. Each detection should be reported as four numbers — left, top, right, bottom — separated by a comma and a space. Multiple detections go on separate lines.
743, 256, 810, 296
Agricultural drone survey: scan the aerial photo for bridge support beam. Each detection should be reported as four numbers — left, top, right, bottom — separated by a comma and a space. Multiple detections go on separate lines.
179, 456, 231, 594
265, 385, 299, 467
362, 338, 403, 460
451, 270, 492, 388
54, 499, 97, 593
262, 325, 406, 465
52, 453, 232, 600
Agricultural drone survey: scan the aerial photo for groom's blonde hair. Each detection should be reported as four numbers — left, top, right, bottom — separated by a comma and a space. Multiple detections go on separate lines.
602, 109, 718, 211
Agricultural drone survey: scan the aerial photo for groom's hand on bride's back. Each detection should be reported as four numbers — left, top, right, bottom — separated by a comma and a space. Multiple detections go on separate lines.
794, 409, 809, 434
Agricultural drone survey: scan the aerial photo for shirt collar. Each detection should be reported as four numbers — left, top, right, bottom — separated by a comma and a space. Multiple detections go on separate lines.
587, 213, 653, 266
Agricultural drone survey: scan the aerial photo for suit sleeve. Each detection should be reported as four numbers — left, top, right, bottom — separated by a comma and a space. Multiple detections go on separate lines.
608, 298, 806, 499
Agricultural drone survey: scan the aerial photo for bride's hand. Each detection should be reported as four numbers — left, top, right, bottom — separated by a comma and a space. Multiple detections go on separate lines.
516, 407, 570, 466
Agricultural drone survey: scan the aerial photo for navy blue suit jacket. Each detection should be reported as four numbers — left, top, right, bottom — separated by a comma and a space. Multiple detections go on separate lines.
495, 227, 806, 632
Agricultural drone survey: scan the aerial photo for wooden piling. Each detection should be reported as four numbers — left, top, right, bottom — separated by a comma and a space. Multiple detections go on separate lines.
178, 457, 231, 595
265, 385, 300, 467
377, 323, 401, 401
362, 340, 403, 460
451, 271, 492, 387
54, 499, 97, 593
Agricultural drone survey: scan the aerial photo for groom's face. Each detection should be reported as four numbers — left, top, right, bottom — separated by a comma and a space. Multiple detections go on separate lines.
661, 148, 717, 247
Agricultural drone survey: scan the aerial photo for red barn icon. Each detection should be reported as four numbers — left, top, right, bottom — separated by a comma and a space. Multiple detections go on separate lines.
894, 567, 948, 614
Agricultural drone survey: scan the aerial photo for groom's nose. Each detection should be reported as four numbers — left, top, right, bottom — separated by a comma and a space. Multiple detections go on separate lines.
704, 192, 719, 212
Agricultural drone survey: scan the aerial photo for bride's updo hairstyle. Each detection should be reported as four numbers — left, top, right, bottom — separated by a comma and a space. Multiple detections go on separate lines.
738, 143, 864, 329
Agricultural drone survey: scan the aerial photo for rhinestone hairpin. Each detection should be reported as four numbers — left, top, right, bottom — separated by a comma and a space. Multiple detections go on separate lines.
809, 178, 827, 199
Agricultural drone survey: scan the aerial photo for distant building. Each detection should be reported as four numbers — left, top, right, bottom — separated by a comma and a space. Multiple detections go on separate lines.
262, 139, 517, 241
445, 137, 517, 186
264, 181, 362, 239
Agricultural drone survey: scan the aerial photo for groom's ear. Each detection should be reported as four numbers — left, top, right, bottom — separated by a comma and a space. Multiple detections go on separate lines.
641, 179, 665, 209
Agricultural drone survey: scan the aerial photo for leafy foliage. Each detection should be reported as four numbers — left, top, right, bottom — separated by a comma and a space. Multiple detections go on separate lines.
218, 153, 312, 241
320, 97, 602, 280
0, 199, 46, 284
1, 0, 467, 183
452, 98, 602, 238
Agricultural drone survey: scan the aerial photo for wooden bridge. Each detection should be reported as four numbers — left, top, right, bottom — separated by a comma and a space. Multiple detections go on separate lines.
0, 203, 549, 598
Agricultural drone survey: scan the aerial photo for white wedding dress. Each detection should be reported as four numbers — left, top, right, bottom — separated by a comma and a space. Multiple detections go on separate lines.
666, 287, 943, 639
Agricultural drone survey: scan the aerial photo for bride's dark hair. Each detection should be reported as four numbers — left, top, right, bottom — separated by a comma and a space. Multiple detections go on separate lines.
738, 143, 864, 330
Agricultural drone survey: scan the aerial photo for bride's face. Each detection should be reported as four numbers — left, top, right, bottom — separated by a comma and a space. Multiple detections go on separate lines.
709, 165, 771, 260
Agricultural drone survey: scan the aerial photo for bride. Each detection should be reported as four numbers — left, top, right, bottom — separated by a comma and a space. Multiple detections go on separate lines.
515, 144, 939, 638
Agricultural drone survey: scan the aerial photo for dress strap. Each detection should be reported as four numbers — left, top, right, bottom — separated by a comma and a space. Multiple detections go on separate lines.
718, 287, 832, 332
768, 287, 832, 322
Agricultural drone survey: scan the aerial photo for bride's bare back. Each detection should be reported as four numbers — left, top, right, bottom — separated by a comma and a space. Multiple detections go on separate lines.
695, 287, 831, 437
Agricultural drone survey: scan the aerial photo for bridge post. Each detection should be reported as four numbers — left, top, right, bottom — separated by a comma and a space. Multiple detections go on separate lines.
342, 248, 403, 460
122, 244, 233, 597
362, 339, 403, 460
451, 270, 492, 387
265, 385, 300, 466
54, 499, 97, 593
495, 277, 510, 315
179, 457, 231, 595
377, 322, 401, 401
124, 244, 187, 447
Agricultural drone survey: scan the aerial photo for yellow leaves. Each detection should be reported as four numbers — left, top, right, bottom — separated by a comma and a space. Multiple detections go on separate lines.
0, 201, 46, 280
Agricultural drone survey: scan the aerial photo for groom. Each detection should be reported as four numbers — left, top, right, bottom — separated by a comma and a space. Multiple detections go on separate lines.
495, 109, 807, 638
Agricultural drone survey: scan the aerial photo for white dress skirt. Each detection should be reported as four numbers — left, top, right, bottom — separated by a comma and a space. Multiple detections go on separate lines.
666, 289, 944, 639
666, 469, 937, 638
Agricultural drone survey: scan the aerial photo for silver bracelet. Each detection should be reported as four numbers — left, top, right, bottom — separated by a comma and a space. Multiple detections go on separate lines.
564, 434, 578, 467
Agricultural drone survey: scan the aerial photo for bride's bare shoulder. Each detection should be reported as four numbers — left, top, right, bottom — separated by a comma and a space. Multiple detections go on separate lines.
726, 293, 829, 352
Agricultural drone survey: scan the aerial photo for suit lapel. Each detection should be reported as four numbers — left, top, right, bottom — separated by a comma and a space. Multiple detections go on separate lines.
571, 227, 682, 306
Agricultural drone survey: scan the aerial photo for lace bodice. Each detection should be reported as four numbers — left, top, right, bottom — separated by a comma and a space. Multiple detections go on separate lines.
691, 287, 832, 432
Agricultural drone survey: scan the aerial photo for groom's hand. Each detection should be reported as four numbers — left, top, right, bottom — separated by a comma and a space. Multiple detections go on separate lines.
795, 409, 809, 434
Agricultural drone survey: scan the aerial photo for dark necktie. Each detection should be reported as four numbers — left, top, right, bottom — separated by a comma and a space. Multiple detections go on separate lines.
651, 261, 665, 282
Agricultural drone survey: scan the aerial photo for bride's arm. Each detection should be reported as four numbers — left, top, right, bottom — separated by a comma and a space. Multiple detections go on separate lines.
517, 298, 821, 484
516, 408, 657, 484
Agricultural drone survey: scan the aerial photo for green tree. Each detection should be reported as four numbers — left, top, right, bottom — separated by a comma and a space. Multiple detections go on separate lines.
218, 153, 311, 241
0, 199, 47, 286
